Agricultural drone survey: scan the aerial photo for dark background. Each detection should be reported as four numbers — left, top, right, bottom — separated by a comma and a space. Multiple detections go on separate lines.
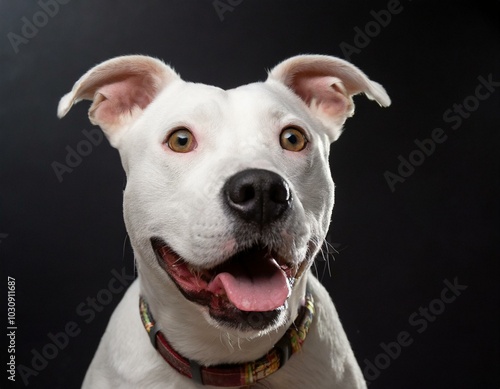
1, 1, 498, 388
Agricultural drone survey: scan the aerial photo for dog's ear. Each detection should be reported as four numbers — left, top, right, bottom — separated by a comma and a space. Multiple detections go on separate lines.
267, 54, 390, 141
57, 55, 180, 147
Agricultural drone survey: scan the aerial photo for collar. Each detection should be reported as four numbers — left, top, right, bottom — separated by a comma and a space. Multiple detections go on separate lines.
139, 289, 314, 387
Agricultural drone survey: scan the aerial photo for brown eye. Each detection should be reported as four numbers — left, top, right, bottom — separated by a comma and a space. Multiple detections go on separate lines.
280, 127, 308, 152
166, 128, 196, 153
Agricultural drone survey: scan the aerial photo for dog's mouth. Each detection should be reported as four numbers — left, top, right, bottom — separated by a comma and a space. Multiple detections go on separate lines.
151, 238, 306, 327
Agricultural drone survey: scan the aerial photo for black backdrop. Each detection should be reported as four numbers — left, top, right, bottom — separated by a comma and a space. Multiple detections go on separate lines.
1, 1, 498, 388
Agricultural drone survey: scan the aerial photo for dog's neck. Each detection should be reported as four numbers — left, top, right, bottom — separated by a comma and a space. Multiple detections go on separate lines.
139, 282, 315, 386
139, 271, 310, 366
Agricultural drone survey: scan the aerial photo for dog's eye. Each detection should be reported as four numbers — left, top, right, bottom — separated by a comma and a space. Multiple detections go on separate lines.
166, 128, 196, 153
280, 127, 308, 152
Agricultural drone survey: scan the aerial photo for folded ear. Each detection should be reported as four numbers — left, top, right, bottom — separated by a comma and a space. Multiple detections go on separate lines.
267, 54, 390, 141
57, 55, 180, 147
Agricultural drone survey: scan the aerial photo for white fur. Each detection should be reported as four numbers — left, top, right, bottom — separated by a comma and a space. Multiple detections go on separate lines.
58, 54, 390, 388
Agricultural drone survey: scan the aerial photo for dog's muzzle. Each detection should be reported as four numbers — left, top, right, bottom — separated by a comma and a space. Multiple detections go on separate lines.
151, 169, 307, 329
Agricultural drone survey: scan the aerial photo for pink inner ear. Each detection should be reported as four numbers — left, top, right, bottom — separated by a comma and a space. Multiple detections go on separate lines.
89, 75, 156, 128
292, 75, 351, 118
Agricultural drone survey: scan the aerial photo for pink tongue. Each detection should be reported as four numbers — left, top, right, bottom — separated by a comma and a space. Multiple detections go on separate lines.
207, 255, 290, 312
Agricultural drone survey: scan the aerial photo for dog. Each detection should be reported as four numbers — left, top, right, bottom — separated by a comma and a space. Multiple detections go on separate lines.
58, 54, 390, 388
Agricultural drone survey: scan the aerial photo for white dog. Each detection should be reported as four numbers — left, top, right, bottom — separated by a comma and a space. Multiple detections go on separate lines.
58, 54, 390, 388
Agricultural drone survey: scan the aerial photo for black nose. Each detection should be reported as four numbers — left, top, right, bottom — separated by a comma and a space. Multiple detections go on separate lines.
223, 169, 291, 226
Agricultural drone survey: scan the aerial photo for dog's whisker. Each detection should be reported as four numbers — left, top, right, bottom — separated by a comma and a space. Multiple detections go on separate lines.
320, 244, 331, 278
218, 332, 225, 349
218, 331, 236, 352
312, 259, 319, 279
122, 234, 128, 261
311, 237, 337, 281
122, 234, 138, 276
226, 332, 235, 351
326, 252, 332, 278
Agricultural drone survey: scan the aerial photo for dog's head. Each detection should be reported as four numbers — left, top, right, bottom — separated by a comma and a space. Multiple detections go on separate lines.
58, 55, 389, 335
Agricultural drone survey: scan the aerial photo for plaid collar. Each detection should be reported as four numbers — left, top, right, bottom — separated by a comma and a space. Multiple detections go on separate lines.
139, 289, 314, 387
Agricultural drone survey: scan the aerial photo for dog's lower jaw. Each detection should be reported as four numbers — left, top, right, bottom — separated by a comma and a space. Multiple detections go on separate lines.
201, 301, 288, 335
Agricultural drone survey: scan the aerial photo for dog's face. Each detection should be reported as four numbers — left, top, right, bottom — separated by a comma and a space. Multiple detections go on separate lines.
122, 80, 334, 331
58, 55, 390, 334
